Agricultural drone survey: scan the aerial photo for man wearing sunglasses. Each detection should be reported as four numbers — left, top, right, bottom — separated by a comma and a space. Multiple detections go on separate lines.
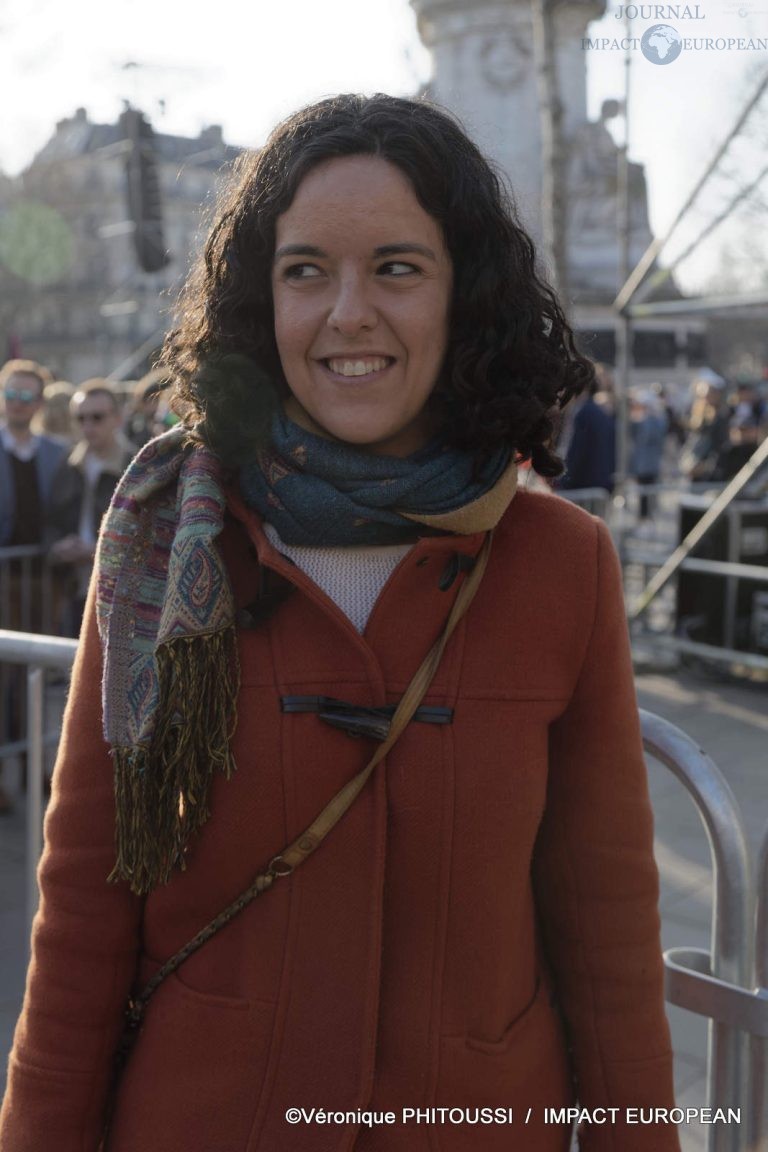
0, 359, 68, 813
47, 380, 134, 635
0, 359, 67, 552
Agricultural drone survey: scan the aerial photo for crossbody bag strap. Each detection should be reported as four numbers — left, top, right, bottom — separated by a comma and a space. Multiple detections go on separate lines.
123, 529, 493, 1029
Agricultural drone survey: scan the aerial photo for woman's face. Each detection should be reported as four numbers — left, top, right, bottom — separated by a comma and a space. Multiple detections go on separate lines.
271, 154, 453, 457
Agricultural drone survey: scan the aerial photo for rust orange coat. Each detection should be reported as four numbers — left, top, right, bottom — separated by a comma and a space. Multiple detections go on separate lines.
0, 490, 680, 1151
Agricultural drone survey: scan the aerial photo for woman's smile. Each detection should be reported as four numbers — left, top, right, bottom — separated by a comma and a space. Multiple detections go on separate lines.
318, 354, 396, 381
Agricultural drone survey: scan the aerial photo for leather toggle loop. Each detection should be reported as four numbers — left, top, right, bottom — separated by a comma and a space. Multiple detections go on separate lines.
281, 696, 454, 741
438, 552, 477, 592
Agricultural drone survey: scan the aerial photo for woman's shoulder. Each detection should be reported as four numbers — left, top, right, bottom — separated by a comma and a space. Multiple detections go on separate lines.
466, 491, 621, 687
500, 487, 605, 549
490, 488, 614, 598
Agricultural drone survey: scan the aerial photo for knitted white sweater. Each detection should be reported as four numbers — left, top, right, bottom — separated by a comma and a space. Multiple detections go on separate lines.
263, 522, 414, 634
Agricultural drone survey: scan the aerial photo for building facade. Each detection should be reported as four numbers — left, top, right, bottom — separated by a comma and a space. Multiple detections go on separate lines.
0, 108, 239, 382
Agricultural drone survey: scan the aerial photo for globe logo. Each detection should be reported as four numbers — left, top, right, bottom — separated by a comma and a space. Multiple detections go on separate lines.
641, 24, 683, 64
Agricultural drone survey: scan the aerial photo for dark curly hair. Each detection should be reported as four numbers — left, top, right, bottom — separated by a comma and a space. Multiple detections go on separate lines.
162, 93, 594, 476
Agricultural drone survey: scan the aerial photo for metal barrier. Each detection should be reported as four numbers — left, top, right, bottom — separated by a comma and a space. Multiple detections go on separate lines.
630, 553, 768, 672
0, 545, 54, 633
561, 479, 728, 529
642, 710, 768, 1152
556, 479, 733, 530
558, 487, 612, 518
622, 478, 728, 509
752, 834, 768, 1151
0, 629, 78, 941
632, 440, 768, 620
614, 478, 768, 671
0, 547, 59, 767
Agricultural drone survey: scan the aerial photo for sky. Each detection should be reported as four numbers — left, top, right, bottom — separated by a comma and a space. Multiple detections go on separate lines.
0, 0, 766, 294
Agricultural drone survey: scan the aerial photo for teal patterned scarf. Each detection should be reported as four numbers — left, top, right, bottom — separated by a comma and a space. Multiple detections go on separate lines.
240, 407, 512, 545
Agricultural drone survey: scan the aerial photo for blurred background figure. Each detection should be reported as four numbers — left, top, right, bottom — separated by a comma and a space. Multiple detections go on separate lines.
557, 375, 616, 494
556, 359, 613, 463
124, 367, 171, 447
652, 381, 686, 448
592, 360, 615, 414
629, 387, 669, 528
711, 378, 768, 482
0, 358, 67, 814
680, 373, 731, 481
31, 381, 77, 445
731, 378, 767, 431
46, 380, 134, 636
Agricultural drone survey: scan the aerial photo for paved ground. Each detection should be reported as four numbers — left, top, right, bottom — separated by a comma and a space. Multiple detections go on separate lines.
1, 660, 766, 1151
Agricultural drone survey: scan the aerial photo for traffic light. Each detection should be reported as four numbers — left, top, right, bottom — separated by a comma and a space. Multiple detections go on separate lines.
120, 108, 171, 274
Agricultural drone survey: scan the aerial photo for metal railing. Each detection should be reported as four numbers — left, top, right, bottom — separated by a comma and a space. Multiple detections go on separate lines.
629, 439, 768, 632
629, 549, 768, 672
0, 546, 61, 768
642, 710, 768, 1152
0, 545, 55, 633
0, 629, 78, 940
560, 478, 731, 526
559, 486, 612, 519
577, 477, 768, 672
559, 480, 768, 670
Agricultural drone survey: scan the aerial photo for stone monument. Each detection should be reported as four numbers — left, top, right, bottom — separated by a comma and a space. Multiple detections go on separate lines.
410, 0, 656, 305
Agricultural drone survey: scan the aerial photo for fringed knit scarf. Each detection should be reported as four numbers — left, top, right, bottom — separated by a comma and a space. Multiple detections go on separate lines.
96, 416, 517, 894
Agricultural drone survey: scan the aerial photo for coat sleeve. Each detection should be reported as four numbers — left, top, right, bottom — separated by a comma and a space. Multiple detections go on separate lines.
532, 517, 681, 1152
0, 576, 143, 1152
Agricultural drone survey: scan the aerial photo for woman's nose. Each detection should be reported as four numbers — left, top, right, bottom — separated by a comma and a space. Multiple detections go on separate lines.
327, 272, 377, 335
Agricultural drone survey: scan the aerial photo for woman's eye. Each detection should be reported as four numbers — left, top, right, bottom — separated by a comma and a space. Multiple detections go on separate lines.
378, 261, 418, 276
283, 263, 323, 280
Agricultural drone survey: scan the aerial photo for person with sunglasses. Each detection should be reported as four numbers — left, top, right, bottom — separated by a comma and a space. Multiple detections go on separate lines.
46, 380, 134, 635
0, 359, 67, 553
0, 358, 67, 813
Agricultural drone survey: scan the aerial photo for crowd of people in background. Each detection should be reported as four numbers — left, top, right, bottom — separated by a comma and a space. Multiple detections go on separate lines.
0, 358, 173, 812
556, 363, 767, 509
0, 354, 766, 813
1, 359, 174, 633
680, 373, 767, 483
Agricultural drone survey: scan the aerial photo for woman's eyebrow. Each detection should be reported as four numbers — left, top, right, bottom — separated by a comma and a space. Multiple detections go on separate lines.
374, 243, 437, 260
273, 242, 438, 262
274, 243, 327, 261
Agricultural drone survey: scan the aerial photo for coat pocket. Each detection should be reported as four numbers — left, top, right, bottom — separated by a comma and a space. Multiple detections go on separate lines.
439, 977, 574, 1119
464, 978, 544, 1055
108, 970, 277, 1152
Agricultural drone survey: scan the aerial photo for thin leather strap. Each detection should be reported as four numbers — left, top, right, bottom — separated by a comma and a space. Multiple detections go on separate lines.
125, 530, 493, 1023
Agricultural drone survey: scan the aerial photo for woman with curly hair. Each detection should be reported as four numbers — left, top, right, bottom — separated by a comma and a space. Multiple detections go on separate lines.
0, 95, 679, 1152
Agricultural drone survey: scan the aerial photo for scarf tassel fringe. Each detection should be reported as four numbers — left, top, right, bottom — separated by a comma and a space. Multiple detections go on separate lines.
108, 628, 239, 895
